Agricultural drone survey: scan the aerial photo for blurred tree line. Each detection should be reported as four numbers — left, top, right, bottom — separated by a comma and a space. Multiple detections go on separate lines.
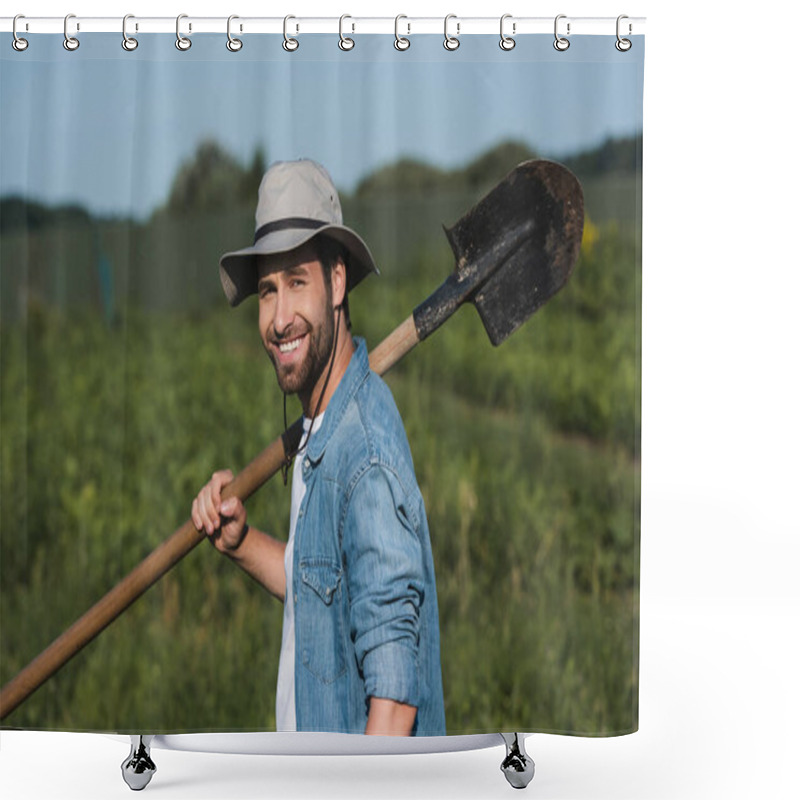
161, 142, 266, 218
0, 133, 641, 322
0, 133, 639, 233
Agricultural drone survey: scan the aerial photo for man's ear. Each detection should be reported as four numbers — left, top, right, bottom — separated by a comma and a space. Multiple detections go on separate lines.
331, 258, 347, 309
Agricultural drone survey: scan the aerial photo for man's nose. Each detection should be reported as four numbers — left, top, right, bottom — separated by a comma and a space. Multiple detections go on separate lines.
272, 286, 295, 336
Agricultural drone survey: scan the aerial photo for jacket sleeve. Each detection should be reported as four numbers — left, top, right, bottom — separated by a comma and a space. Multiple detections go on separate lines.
341, 463, 425, 708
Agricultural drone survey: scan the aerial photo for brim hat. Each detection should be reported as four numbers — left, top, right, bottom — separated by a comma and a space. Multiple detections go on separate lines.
219, 159, 379, 307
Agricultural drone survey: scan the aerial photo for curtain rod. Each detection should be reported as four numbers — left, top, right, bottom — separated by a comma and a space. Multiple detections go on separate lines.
1, 16, 645, 36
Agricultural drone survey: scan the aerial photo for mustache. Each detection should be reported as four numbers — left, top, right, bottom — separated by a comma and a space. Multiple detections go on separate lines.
268, 321, 310, 344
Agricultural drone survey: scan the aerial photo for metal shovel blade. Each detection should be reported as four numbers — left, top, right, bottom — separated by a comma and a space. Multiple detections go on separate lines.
446, 160, 584, 346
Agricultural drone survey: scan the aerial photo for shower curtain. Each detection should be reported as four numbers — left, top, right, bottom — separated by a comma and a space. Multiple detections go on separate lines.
0, 22, 644, 738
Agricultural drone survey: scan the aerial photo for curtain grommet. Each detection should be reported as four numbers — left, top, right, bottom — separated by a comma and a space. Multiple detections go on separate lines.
122, 15, 138, 51
226, 15, 243, 52
554, 14, 570, 51
283, 15, 299, 52
12, 15, 29, 51
339, 15, 355, 51
175, 14, 192, 51
63, 14, 80, 51
394, 15, 410, 51
499, 14, 516, 51
615, 15, 632, 51
444, 14, 460, 51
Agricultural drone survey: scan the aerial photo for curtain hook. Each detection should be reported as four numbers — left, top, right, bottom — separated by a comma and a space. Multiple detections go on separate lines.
394, 14, 410, 51
554, 14, 570, 51
283, 15, 299, 51
12, 14, 29, 52
339, 14, 355, 51
63, 13, 80, 51
122, 14, 138, 51
444, 14, 460, 51
176, 14, 192, 50
227, 15, 243, 51
500, 14, 516, 51
616, 15, 632, 51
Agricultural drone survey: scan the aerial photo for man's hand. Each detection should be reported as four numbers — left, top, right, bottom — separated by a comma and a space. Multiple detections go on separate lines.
191, 469, 248, 554
191, 469, 287, 600
365, 698, 417, 736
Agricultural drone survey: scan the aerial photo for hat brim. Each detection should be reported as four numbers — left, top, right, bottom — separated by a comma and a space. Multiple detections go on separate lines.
219, 224, 379, 307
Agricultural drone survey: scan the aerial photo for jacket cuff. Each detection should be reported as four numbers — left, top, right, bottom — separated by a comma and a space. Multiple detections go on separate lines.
361, 641, 419, 707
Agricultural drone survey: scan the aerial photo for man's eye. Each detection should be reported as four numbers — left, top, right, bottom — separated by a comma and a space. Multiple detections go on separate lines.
259, 286, 275, 298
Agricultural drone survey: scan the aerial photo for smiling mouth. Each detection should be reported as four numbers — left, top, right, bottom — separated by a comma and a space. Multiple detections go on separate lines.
270, 332, 308, 362
278, 338, 302, 354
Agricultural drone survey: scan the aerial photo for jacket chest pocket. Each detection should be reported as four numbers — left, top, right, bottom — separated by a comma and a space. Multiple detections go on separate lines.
298, 559, 347, 685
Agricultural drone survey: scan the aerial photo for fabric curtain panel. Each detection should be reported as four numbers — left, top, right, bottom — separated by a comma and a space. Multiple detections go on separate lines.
1, 28, 644, 737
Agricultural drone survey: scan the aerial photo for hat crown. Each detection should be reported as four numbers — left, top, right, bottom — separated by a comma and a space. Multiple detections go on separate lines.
255, 159, 343, 231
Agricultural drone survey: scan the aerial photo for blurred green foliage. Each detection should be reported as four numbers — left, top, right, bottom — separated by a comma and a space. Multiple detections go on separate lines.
163, 141, 266, 218
1, 138, 640, 735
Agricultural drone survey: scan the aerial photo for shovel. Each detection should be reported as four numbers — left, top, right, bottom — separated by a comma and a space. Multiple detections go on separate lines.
0, 159, 583, 721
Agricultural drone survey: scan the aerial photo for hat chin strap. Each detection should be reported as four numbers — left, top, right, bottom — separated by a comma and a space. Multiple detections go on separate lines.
280, 304, 343, 486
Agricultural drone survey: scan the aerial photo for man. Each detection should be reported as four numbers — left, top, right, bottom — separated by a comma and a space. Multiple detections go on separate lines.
190, 159, 446, 736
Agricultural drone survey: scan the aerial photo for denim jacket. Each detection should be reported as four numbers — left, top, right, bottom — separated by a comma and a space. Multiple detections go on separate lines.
291, 337, 446, 735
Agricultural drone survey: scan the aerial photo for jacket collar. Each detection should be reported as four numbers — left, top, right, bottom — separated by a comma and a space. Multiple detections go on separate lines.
306, 336, 369, 463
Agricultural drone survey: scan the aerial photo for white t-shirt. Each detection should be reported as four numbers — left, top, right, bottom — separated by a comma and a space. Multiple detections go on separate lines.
275, 414, 323, 732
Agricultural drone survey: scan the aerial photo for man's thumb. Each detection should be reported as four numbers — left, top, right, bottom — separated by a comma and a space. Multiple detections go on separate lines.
220, 498, 237, 516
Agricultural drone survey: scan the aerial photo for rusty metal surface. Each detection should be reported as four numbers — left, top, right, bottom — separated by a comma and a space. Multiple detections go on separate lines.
413, 160, 583, 345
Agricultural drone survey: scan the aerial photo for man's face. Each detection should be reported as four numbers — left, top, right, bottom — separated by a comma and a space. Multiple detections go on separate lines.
256, 243, 337, 399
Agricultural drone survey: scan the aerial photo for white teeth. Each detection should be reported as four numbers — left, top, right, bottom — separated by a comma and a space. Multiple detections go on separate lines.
278, 338, 302, 354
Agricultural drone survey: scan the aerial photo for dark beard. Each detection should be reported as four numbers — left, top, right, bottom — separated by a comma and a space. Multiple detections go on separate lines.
269, 305, 335, 398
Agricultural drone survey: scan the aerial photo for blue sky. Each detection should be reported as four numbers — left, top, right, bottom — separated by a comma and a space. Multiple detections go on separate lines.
1, 33, 644, 219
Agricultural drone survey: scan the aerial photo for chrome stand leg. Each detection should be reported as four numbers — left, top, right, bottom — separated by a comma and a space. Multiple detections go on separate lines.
500, 732, 535, 789
121, 735, 156, 791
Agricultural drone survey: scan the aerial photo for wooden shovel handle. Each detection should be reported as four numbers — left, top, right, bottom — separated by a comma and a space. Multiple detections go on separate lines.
368, 314, 419, 376
0, 316, 421, 721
